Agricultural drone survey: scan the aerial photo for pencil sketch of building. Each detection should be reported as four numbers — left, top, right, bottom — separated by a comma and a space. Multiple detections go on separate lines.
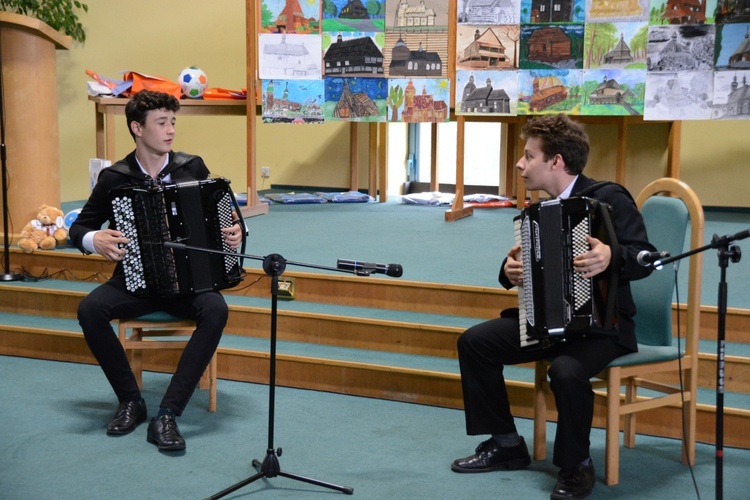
724, 74, 750, 117
458, 0, 517, 24
460, 74, 511, 113
647, 27, 714, 72
262, 35, 320, 77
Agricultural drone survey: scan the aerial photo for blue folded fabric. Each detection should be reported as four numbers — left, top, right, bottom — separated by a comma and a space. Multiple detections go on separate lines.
264, 193, 328, 204
315, 191, 374, 203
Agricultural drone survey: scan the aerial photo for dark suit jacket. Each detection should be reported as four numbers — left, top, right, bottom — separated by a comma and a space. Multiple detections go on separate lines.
499, 175, 656, 352
69, 150, 210, 279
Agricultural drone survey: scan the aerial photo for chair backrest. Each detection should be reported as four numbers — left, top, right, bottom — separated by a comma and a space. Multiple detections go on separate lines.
632, 178, 704, 350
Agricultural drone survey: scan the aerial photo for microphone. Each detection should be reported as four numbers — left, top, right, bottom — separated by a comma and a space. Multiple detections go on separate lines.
637, 250, 670, 267
337, 259, 403, 278
164, 240, 186, 250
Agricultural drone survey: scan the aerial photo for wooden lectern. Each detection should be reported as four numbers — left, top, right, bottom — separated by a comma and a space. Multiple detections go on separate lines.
0, 12, 70, 238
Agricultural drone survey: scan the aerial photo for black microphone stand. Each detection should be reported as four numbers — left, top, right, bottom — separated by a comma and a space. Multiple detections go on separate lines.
163, 242, 383, 498
0, 35, 23, 282
649, 228, 749, 500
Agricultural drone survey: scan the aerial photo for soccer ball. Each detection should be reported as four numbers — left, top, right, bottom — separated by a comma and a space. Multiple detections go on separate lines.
178, 66, 207, 99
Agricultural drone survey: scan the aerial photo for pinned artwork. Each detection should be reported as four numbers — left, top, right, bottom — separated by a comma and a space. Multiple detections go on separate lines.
324, 77, 388, 121
386, 78, 451, 122
262, 79, 325, 123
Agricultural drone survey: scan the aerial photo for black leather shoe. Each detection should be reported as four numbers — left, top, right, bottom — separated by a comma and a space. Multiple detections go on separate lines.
451, 437, 531, 473
107, 399, 147, 435
147, 415, 186, 451
551, 461, 595, 499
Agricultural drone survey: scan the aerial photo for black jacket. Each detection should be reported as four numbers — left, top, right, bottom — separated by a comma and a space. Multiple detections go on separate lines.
69, 150, 210, 277
499, 175, 656, 352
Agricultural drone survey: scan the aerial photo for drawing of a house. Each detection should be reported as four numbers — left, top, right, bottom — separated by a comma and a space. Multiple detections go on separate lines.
527, 27, 572, 64
722, 74, 750, 116
458, 28, 510, 69
263, 35, 319, 77
461, 74, 511, 113
660, 0, 706, 25
333, 81, 380, 119
530, 0, 573, 23
274, 0, 315, 32
729, 29, 750, 69
401, 79, 449, 122
389, 36, 442, 76
529, 75, 567, 111
603, 34, 634, 65
652, 32, 695, 71
589, 76, 635, 104
324, 35, 384, 76
588, 0, 643, 19
460, 0, 516, 24
394, 0, 437, 27
340, 0, 370, 19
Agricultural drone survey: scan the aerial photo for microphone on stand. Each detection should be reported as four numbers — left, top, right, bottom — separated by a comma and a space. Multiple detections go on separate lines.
337, 259, 403, 278
164, 239, 187, 250
637, 250, 670, 267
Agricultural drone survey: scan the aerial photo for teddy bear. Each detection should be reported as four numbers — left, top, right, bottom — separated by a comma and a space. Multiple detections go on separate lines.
17, 205, 69, 253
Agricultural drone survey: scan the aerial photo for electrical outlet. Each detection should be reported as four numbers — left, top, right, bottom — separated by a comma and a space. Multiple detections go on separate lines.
261, 166, 270, 178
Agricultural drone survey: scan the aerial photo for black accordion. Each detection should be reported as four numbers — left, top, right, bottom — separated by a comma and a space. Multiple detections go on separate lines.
513, 197, 618, 350
110, 178, 245, 298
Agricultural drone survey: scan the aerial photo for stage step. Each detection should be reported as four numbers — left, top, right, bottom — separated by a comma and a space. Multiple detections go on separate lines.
1, 311, 749, 449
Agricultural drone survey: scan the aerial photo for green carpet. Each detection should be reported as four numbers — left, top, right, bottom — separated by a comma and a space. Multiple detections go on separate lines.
1, 355, 748, 499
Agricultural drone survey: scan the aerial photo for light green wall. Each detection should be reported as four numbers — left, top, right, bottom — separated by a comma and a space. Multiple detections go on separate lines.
54, 0, 750, 206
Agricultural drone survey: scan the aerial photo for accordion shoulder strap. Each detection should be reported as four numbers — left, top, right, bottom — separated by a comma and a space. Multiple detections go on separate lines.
160, 152, 199, 182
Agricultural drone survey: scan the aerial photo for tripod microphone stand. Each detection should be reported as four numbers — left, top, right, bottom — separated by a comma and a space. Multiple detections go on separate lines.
162, 242, 398, 498
648, 228, 749, 500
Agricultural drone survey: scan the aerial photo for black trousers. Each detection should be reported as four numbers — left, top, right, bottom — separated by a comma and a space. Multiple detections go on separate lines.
77, 276, 227, 416
457, 315, 629, 469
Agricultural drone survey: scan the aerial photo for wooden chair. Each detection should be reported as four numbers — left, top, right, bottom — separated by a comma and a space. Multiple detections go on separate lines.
532, 177, 704, 485
117, 312, 217, 412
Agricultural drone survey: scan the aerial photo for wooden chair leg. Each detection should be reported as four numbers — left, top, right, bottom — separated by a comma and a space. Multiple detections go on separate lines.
605, 368, 621, 486
533, 361, 548, 460
208, 354, 217, 413
624, 379, 637, 448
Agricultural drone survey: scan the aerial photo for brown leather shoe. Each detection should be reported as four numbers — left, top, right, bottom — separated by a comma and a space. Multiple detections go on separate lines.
551, 461, 595, 499
451, 437, 531, 473
106, 399, 147, 435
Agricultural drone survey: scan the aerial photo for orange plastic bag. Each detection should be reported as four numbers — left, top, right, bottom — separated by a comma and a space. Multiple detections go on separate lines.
122, 71, 182, 98
202, 87, 247, 100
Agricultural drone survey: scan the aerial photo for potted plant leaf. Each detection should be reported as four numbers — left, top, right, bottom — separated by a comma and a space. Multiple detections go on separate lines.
0, 0, 88, 42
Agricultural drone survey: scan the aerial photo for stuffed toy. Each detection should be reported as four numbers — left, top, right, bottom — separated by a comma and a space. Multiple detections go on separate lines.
17, 205, 69, 253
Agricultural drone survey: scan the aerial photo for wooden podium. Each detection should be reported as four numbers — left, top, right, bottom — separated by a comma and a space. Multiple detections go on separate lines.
0, 12, 70, 236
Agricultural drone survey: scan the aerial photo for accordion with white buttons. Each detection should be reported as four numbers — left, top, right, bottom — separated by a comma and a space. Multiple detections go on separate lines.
110, 178, 245, 297
514, 197, 618, 350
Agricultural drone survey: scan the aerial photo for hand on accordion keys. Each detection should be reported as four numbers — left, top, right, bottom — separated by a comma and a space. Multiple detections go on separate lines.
505, 244, 524, 287
93, 228, 130, 262
572, 235, 611, 279
220, 213, 245, 250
